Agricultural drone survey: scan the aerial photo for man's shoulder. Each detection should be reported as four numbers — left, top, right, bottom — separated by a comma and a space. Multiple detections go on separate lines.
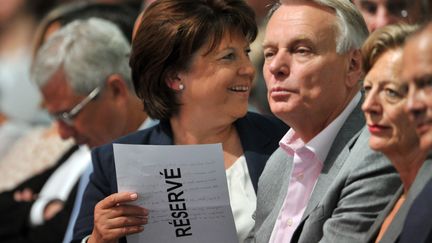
334, 102, 366, 144
344, 127, 389, 167
330, 127, 394, 185
323, 106, 366, 165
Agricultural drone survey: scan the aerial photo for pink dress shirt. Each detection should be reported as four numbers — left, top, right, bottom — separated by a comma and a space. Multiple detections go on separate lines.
269, 131, 323, 243
269, 92, 361, 243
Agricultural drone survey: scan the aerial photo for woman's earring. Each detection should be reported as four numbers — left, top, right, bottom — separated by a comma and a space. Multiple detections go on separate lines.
179, 83, 185, 90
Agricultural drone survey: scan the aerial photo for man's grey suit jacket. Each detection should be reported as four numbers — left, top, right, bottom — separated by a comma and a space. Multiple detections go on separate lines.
364, 158, 432, 243
250, 103, 402, 243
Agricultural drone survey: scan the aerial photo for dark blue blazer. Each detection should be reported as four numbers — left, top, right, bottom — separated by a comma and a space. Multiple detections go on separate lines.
72, 112, 288, 243
399, 175, 432, 243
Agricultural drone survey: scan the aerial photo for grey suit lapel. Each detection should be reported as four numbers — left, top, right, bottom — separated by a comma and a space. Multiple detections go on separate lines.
253, 147, 295, 242
302, 101, 365, 219
379, 157, 432, 243
267, 148, 294, 223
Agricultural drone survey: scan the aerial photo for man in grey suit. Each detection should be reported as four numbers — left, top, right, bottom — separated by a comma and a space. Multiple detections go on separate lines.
248, 0, 401, 242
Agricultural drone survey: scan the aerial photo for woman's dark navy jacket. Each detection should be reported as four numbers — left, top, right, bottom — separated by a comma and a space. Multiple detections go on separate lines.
72, 112, 288, 243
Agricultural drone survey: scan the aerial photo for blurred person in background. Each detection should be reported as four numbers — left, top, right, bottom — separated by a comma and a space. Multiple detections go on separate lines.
352, 0, 429, 32
0, 0, 59, 162
0, 17, 146, 243
0, 2, 144, 242
0, 0, 57, 125
90, 0, 142, 11
140, 0, 157, 9
0, 0, 140, 193
360, 24, 432, 243
32, 1, 139, 50
0, 0, 140, 192
398, 21, 432, 243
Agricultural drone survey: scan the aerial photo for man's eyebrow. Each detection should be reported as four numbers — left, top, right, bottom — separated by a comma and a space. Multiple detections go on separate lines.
262, 41, 275, 49
414, 74, 432, 86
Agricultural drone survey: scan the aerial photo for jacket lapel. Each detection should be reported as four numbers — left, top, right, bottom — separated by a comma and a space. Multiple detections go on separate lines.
380, 157, 432, 242
235, 115, 273, 192
301, 101, 365, 220
149, 120, 174, 145
365, 186, 403, 243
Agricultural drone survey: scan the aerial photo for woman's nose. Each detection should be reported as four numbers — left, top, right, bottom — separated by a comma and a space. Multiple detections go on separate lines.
362, 90, 382, 115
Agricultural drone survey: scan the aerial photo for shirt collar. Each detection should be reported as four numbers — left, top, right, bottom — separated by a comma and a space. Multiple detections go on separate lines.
280, 92, 361, 162
138, 117, 158, 131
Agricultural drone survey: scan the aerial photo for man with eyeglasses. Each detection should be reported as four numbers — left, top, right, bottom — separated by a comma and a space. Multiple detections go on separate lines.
0, 18, 154, 243
50, 86, 101, 128
32, 17, 151, 149
352, 0, 428, 32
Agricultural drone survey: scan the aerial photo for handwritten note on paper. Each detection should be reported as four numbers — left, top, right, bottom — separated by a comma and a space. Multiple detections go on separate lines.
113, 143, 238, 243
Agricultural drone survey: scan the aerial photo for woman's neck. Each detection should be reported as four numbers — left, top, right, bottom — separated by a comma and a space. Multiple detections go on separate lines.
170, 115, 235, 145
388, 148, 427, 194
170, 114, 243, 169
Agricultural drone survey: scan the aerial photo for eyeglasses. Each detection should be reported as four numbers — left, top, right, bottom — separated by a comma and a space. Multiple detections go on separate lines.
51, 86, 101, 126
357, 0, 409, 18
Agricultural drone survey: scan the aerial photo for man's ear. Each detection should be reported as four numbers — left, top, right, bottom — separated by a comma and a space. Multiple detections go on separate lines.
346, 49, 363, 87
105, 74, 128, 100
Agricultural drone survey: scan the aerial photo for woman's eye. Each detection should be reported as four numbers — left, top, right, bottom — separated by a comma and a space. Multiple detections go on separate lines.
383, 88, 404, 103
222, 53, 235, 60
363, 86, 371, 96
385, 88, 400, 97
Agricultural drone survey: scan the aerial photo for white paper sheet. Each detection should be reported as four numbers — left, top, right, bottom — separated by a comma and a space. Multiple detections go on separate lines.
113, 143, 238, 243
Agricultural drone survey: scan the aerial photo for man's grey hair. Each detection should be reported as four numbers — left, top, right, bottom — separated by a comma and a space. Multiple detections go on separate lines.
31, 17, 133, 95
269, 0, 369, 54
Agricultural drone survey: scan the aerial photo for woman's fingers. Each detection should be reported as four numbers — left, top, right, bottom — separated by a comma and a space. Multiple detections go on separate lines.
105, 215, 148, 229
91, 192, 149, 242
99, 192, 139, 209
106, 203, 148, 218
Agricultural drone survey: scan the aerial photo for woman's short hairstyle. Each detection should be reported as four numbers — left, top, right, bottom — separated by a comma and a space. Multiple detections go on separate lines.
361, 24, 419, 74
130, 0, 257, 120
